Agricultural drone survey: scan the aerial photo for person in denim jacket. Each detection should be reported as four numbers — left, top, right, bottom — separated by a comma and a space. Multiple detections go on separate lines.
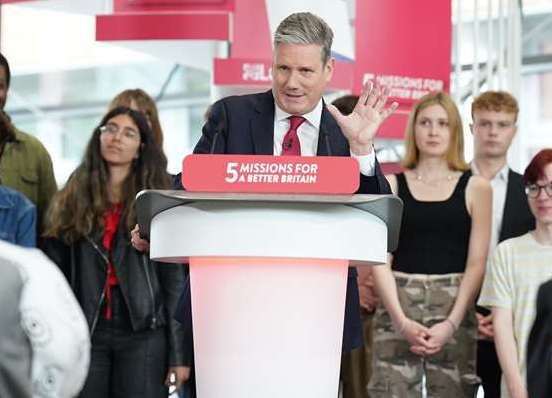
0, 184, 36, 247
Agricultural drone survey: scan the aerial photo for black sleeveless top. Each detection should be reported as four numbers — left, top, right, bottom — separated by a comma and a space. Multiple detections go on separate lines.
392, 171, 472, 274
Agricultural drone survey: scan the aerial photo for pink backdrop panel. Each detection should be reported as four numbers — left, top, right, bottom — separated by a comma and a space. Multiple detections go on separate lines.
354, 0, 451, 138
113, 0, 234, 13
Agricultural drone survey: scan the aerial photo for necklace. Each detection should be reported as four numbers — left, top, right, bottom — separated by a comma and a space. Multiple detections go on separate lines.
413, 171, 455, 185
414, 173, 453, 181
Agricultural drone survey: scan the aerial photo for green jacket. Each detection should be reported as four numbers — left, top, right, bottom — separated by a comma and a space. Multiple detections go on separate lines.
0, 129, 57, 232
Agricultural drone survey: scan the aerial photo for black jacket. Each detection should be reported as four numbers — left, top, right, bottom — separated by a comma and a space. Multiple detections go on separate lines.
42, 228, 186, 366
474, 169, 535, 317
176, 90, 391, 195
499, 170, 535, 242
527, 279, 552, 398
467, 169, 534, 244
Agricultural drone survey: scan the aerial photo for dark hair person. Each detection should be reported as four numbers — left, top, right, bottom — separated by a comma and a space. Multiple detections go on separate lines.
108, 88, 164, 149
42, 106, 187, 397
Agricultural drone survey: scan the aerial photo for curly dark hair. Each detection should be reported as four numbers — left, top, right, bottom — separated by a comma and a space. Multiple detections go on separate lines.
0, 52, 11, 87
0, 110, 16, 143
45, 106, 170, 243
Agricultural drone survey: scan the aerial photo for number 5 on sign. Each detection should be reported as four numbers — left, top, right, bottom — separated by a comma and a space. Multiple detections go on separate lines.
225, 162, 239, 183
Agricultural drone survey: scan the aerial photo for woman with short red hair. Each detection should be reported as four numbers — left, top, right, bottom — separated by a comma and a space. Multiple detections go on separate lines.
479, 148, 552, 398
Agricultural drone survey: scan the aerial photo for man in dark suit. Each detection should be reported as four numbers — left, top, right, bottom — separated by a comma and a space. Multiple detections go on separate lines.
173, 10, 395, 349
133, 12, 397, 395
191, 16, 393, 194
469, 91, 535, 397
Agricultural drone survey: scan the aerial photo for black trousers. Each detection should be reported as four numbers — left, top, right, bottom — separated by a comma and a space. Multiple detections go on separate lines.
476, 340, 501, 398
79, 287, 168, 398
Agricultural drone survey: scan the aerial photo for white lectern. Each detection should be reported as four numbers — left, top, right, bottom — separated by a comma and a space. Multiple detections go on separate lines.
136, 190, 402, 398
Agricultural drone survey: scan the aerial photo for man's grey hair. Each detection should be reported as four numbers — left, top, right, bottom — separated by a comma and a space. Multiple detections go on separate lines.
273, 12, 334, 64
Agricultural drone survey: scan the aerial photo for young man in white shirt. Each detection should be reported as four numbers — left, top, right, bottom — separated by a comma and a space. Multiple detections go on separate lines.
470, 91, 535, 397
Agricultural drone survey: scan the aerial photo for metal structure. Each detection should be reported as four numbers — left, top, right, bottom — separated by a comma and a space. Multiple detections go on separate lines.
378, 0, 526, 168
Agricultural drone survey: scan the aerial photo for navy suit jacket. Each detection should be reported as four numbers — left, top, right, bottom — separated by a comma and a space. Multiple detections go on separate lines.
192, 90, 390, 194
498, 170, 535, 242
175, 90, 391, 364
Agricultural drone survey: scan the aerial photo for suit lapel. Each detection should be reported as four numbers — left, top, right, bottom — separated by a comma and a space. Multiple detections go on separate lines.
317, 103, 344, 156
251, 90, 275, 155
500, 169, 521, 242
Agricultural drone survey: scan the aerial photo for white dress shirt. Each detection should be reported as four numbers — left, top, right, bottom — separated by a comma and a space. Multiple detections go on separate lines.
273, 99, 376, 176
471, 162, 509, 254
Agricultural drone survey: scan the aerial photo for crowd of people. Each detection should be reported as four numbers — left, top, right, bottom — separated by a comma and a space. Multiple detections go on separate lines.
0, 11, 551, 398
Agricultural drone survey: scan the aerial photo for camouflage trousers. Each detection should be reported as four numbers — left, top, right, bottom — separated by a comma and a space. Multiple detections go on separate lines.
367, 272, 479, 398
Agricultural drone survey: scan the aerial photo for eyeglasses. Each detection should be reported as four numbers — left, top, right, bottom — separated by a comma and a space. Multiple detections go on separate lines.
100, 123, 140, 141
526, 182, 552, 198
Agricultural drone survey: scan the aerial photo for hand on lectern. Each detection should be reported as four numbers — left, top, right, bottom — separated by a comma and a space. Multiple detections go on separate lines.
131, 224, 150, 252
165, 366, 190, 392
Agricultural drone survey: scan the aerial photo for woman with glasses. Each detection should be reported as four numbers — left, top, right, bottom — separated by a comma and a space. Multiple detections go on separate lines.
479, 148, 552, 398
368, 92, 492, 397
108, 89, 165, 150
41, 106, 187, 397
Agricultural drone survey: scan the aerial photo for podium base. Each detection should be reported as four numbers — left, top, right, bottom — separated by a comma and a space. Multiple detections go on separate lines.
189, 256, 348, 398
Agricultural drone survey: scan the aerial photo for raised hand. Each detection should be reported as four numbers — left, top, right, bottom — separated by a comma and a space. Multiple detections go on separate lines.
165, 366, 190, 391
326, 80, 398, 155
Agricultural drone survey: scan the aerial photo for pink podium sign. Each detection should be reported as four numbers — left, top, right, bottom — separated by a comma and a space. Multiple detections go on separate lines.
182, 154, 359, 194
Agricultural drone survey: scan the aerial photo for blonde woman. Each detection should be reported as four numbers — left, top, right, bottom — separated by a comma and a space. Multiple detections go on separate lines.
368, 92, 492, 397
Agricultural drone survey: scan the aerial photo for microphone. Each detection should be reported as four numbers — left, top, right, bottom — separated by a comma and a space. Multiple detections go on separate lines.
209, 130, 220, 154
209, 103, 227, 154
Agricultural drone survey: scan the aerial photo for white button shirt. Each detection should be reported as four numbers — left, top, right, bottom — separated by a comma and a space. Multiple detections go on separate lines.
273, 99, 376, 176
471, 162, 509, 254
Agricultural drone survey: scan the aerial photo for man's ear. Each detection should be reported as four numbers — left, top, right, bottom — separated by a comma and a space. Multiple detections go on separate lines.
325, 57, 335, 82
